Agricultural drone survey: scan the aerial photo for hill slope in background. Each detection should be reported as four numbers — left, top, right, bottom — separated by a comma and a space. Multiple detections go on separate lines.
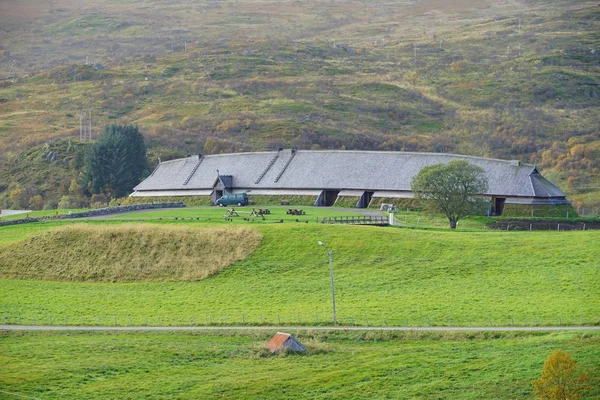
0, 0, 598, 209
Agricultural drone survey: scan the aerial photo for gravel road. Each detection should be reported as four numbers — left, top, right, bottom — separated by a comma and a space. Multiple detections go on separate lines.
2, 325, 598, 332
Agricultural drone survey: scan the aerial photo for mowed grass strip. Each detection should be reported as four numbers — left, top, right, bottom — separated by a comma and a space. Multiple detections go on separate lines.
0, 330, 598, 399
0, 224, 262, 282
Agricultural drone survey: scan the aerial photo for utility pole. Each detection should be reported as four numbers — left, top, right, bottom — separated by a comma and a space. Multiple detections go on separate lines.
5, 60, 16, 81
79, 110, 92, 141
317, 241, 337, 325
413, 44, 417, 64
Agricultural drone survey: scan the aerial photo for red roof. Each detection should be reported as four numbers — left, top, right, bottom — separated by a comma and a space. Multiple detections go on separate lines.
265, 332, 291, 353
265, 332, 305, 353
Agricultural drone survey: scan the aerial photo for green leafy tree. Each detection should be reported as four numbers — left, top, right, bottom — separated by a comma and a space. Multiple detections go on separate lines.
8, 187, 26, 209
58, 195, 75, 209
411, 160, 489, 229
28, 195, 44, 210
84, 124, 148, 198
533, 350, 590, 400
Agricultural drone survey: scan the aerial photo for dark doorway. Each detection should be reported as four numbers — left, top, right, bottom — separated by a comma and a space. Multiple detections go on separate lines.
492, 197, 506, 216
324, 190, 340, 207
358, 191, 374, 208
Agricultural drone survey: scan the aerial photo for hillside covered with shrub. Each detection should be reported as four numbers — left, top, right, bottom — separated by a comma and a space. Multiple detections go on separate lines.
0, 0, 598, 209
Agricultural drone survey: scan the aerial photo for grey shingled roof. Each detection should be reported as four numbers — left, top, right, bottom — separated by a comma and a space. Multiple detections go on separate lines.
134, 150, 566, 199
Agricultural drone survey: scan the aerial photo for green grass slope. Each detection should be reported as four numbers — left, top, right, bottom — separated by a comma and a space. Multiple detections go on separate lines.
1, 220, 598, 326
0, 224, 262, 282
0, 330, 598, 399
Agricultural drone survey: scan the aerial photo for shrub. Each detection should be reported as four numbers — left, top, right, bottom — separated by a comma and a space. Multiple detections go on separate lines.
533, 350, 590, 400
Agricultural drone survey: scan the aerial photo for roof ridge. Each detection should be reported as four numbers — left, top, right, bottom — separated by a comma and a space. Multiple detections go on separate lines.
199, 150, 534, 167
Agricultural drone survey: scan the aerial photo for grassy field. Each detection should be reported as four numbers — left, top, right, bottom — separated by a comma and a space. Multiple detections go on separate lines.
0, 330, 598, 399
0, 211, 598, 327
108, 205, 368, 222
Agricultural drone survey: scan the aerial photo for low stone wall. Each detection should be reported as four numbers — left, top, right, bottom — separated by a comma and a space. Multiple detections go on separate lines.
57, 202, 186, 219
123, 196, 213, 206
0, 218, 40, 227
0, 203, 185, 228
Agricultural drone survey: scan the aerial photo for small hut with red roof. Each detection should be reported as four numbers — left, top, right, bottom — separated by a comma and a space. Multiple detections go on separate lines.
265, 332, 306, 354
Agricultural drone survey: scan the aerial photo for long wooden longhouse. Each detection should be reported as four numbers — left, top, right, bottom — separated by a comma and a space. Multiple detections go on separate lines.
132, 149, 569, 215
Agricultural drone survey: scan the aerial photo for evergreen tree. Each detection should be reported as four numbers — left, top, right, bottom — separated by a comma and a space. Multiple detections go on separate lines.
84, 124, 147, 198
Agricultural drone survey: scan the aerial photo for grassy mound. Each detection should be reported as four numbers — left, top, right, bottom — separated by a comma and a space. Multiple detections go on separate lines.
0, 224, 262, 282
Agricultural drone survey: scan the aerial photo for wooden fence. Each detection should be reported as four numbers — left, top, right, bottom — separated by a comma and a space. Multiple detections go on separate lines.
317, 216, 389, 226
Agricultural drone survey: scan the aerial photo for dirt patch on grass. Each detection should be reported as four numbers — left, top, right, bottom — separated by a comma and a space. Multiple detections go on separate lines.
0, 224, 262, 282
